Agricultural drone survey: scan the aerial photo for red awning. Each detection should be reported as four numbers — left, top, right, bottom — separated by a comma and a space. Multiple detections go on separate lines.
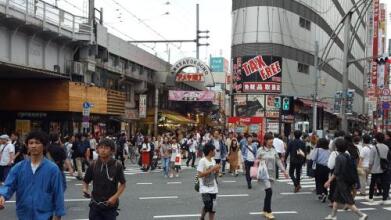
298, 98, 329, 108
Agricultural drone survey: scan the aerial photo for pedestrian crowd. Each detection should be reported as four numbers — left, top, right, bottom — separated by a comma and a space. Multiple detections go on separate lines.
0, 128, 390, 220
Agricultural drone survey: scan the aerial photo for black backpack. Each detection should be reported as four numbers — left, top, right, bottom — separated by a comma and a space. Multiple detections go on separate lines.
342, 153, 358, 186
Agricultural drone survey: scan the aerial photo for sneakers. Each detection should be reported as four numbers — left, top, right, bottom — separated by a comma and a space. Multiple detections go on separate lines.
264, 212, 275, 219
324, 214, 337, 220
365, 198, 374, 203
359, 214, 368, 220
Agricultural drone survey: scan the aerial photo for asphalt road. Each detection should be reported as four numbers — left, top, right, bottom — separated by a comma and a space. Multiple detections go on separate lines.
2, 161, 391, 220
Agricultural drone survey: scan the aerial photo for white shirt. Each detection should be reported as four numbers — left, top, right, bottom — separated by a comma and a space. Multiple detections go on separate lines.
273, 138, 285, 154
31, 162, 40, 174
170, 143, 180, 162
360, 145, 372, 168
90, 138, 97, 150
213, 139, 221, 160
197, 157, 218, 194
189, 139, 197, 153
0, 143, 15, 166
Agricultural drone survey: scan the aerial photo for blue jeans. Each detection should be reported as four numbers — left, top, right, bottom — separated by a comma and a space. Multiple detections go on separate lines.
162, 157, 170, 176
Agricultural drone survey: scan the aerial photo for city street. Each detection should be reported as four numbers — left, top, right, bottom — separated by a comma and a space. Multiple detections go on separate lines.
2, 161, 391, 220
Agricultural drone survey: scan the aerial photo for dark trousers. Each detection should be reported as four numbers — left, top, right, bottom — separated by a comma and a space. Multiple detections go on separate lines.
221, 159, 226, 173
263, 188, 272, 212
244, 161, 254, 187
116, 153, 125, 168
0, 165, 11, 182
186, 152, 196, 167
289, 163, 302, 187
275, 153, 283, 179
369, 173, 389, 200
315, 164, 329, 195
89, 205, 117, 220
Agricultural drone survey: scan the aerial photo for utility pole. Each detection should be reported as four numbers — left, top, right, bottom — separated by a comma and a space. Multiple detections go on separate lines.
341, 12, 352, 132
312, 41, 319, 133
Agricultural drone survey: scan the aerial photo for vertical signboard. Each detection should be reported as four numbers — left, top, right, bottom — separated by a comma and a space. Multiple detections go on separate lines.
139, 94, 147, 118
371, 0, 380, 87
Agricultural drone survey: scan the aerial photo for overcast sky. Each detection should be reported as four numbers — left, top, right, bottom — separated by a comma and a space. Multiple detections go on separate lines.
54, 0, 390, 64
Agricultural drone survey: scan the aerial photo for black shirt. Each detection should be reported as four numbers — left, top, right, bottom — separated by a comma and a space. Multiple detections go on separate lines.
286, 139, 306, 164
13, 141, 26, 164
47, 143, 67, 171
84, 158, 126, 205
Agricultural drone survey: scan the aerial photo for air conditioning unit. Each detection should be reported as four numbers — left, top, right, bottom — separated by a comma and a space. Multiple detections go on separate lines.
72, 61, 84, 76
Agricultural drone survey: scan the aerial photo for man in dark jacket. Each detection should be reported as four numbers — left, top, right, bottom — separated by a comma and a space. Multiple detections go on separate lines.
286, 130, 306, 192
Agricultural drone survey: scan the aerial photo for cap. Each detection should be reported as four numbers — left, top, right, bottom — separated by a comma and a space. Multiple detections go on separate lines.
0, 134, 10, 140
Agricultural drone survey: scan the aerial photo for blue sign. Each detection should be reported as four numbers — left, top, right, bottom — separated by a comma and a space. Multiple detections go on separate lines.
383, 102, 390, 110
83, 102, 91, 109
210, 57, 225, 72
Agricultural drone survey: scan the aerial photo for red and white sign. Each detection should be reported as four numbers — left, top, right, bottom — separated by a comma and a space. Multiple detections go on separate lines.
371, 0, 380, 87
228, 117, 263, 125
175, 73, 204, 82
168, 90, 215, 101
381, 88, 390, 96
243, 82, 281, 93
139, 95, 147, 118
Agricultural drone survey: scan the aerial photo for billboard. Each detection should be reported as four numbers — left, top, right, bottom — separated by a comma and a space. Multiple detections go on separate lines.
234, 94, 265, 117
168, 90, 215, 101
210, 57, 229, 72
233, 55, 282, 93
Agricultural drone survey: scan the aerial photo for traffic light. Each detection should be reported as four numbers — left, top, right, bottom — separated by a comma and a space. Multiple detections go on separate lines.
274, 97, 281, 109
282, 97, 290, 111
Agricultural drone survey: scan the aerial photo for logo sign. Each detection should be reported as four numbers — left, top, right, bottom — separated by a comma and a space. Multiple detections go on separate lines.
139, 95, 147, 118
382, 102, 390, 110
176, 73, 204, 82
265, 111, 280, 118
233, 56, 282, 93
168, 90, 215, 101
171, 57, 214, 87
210, 57, 228, 72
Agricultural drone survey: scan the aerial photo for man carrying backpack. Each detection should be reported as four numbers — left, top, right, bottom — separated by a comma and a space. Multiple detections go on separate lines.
324, 138, 368, 220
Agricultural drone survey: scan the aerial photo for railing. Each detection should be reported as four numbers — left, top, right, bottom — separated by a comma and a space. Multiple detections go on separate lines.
0, 0, 91, 35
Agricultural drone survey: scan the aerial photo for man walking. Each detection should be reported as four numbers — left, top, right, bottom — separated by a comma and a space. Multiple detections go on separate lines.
0, 131, 65, 220
83, 139, 126, 220
273, 133, 286, 179
286, 130, 306, 192
0, 135, 15, 185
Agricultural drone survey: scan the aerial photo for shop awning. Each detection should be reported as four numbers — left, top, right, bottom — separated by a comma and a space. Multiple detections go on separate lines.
141, 110, 197, 125
298, 98, 329, 108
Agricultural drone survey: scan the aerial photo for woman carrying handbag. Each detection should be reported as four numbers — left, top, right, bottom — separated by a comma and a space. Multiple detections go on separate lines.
255, 133, 288, 219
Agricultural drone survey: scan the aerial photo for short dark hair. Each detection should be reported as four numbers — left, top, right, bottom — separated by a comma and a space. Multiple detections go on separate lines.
375, 133, 385, 143
344, 134, 353, 144
334, 130, 346, 138
25, 131, 49, 147
362, 134, 371, 144
353, 136, 361, 144
264, 133, 274, 142
317, 138, 329, 149
49, 133, 60, 143
386, 131, 391, 138
294, 130, 302, 139
203, 143, 215, 156
98, 138, 116, 150
335, 138, 347, 153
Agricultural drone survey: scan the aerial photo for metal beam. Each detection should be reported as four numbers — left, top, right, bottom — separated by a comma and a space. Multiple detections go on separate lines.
127, 40, 196, 43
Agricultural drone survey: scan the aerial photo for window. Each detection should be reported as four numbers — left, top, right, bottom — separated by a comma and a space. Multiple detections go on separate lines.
299, 17, 311, 30
298, 63, 309, 74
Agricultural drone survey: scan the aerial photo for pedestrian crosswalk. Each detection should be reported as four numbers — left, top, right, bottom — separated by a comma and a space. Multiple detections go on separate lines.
276, 165, 391, 212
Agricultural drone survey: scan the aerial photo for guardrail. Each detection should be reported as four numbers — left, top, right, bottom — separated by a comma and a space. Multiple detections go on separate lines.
0, 0, 91, 36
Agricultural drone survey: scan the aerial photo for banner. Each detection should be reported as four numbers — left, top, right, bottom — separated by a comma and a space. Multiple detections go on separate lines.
371, 0, 379, 87
168, 90, 215, 101
233, 55, 282, 93
139, 94, 147, 118
234, 94, 265, 117
176, 73, 204, 82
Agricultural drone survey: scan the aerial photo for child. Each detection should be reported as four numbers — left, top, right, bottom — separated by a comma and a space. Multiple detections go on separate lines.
170, 137, 181, 178
83, 139, 126, 220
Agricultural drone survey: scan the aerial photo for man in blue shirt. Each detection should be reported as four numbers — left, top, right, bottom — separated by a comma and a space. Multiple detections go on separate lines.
0, 131, 65, 220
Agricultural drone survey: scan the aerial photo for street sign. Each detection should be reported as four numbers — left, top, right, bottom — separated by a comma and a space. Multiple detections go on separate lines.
382, 102, 390, 110
83, 102, 91, 109
381, 88, 390, 96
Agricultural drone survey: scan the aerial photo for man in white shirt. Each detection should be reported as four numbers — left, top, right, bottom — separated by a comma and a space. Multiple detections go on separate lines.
273, 133, 285, 179
0, 135, 15, 185
359, 134, 372, 196
197, 143, 220, 220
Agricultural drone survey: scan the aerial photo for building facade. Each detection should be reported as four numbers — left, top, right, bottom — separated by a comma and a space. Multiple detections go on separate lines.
231, 0, 369, 133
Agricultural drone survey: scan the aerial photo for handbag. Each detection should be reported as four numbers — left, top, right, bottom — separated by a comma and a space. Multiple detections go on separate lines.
257, 160, 270, 180
175, 155, 181, 165
250, 160, 259, 179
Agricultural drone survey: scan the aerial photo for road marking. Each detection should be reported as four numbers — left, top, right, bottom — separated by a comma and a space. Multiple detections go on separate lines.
75, 183, 83, 186
153, 214, 201, 219
167, 182, 182, 184
222, 180, 237, 183
361, 200, 391, 206
219, 194, 248, 198
136, 182, 153, 185
250, 211, 298, 215
338, 208, 376, 212
6, 198, 90, 203
280, 192, 312, 195
287, 181, 314, 185
383, 207, 391, 211
300, 185, 316, 188
139, 196, 178, 200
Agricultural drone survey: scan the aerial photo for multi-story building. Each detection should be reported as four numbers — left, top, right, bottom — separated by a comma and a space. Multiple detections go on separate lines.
231, 0, 369, 133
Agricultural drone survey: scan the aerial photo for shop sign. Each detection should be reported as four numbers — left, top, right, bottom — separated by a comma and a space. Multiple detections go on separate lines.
124, 109, 139, 120
266, 122, 279, 134
171, 57, 214, 87
234, 94, 265, 117
281, 115, 295, 123
168, 90, 215, 101
233, 55, 282, 93
139, 94, 147, 118
17, 112, 47, 118
176, 73, 204, 82
265, 111, 279, 118
228, 117, 263, 124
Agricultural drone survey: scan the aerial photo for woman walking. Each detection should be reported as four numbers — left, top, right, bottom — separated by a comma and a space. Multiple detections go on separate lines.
160, 137, 171, 178
170, 137, 181, 178
228, 138, 240, 176
256, 133, 288, 219
312, 138, 330, 202
141, 137, 151, 171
